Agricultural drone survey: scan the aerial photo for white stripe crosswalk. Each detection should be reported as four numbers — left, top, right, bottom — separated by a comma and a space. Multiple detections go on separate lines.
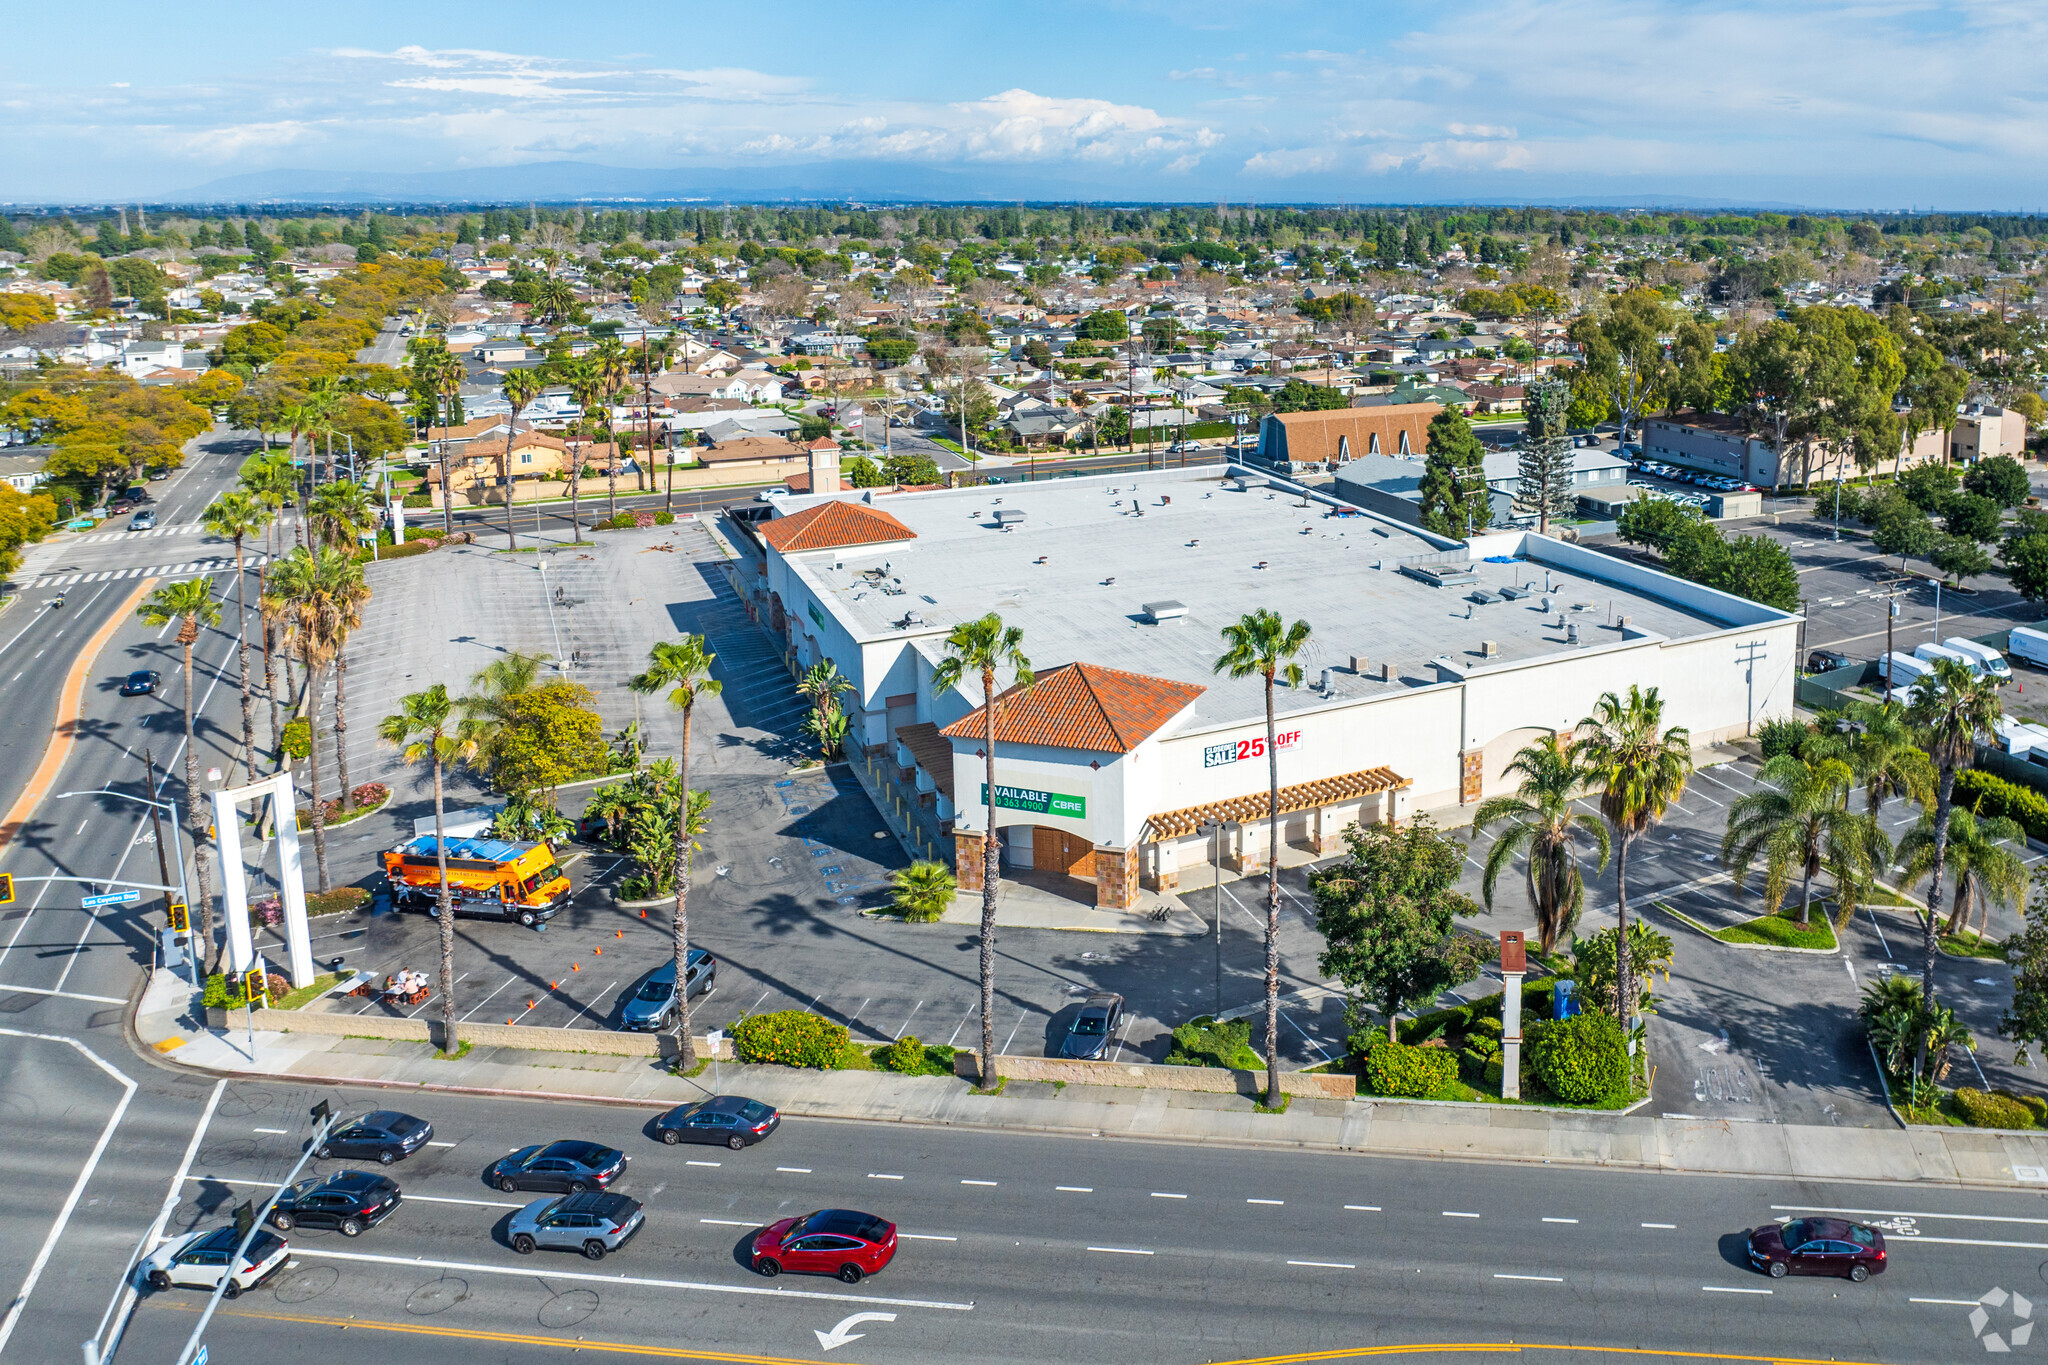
28, 555, 266, 589
73, 524, 214, 545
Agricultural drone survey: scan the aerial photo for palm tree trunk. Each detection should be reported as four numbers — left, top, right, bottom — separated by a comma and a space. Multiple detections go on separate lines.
437, 436, 454, 539
233, 535, 255, 782
433, 748, 457, 1053
305, 650, 331, 894
1614, 834, 1634, 1033
1921, 768, 1955, 1014
1262, 671, 1282, 1107
1799, 863, 1814, 927
181, 622, 218, 972
607, 429, 619, 522
671, 700, 697, 1069
1947, 878, 1970, 937
334, 652, 351, 811
262, 603, 281, 767
979, 663, 999, 1088
569, 436, 584, 545
501, 434, 518, 551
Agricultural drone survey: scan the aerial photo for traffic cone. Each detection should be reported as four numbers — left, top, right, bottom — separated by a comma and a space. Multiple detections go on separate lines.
594, 946, 602, 955
616, 930, 624, 938
571, 963, 580, 971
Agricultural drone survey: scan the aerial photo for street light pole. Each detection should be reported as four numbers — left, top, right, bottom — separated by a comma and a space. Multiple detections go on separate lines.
142, 749, 173, 919
1202, 819, 1224, 1016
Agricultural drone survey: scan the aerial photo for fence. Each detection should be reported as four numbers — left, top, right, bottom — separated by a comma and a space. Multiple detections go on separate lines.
1795, 660, 1876, 711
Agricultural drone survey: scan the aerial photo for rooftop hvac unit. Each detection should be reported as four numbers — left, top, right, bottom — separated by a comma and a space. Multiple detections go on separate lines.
1349, 654, 1368, 673
1481, 640, 1500, 658
994, 509, 1025, 526
1142, 600, 1188, 625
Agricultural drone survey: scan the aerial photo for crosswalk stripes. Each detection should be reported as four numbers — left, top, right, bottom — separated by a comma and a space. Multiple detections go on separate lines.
74, 523, 212, 545
28, 554, 267, 589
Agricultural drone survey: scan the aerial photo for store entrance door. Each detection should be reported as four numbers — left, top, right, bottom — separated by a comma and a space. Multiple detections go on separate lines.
1031, 827, 1094, 879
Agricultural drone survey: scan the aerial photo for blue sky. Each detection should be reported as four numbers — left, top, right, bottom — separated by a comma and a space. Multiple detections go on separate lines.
4, 1, 2045, 208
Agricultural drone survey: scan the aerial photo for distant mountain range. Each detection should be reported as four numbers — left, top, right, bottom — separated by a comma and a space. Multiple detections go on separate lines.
158, 161, 1827, 212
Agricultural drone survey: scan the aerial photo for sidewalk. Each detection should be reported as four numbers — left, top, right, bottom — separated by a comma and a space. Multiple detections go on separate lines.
133, 969, 2048, 1190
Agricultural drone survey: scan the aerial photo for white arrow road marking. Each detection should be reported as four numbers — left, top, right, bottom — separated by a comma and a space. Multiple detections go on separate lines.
815, 1311, 895, 1351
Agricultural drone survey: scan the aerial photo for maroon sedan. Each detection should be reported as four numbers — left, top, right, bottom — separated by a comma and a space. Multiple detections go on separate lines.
751, 1209, 897, 1283
1746, 1217, 1887, 1281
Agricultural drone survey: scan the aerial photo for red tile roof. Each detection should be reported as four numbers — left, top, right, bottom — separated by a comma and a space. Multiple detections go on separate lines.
941, 662, 1204, 754
758, 500, 917, 554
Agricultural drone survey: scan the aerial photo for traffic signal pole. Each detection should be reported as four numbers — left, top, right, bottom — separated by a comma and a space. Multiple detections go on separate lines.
143, 749, 173, 919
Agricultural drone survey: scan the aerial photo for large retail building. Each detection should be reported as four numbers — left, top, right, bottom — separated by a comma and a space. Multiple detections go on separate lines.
722, 466, 1798, 914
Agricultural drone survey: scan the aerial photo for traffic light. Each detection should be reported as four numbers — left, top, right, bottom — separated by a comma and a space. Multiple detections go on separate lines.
310, 1099, 331, 1125
0, 873, 12, 905
167, 901, 189, 933
245, 970, 268, 1006
232, 1201, 254, 1240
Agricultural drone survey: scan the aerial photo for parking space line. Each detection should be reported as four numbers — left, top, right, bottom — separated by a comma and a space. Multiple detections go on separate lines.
893, 1000, 923, 1039
945, 1002, 979, 1047
1001, 1006, 1032, 1054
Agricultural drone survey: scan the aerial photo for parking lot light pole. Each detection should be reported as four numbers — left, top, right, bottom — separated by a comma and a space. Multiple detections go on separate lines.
1200, 820, 1224, 1015
1832, 475, 1843, 542
1928, 577, 1943, 640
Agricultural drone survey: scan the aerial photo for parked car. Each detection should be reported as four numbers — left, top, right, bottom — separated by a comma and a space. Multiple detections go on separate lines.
488, 1140, 627, 1193
314, 1110, 433, 1164
751, 1209, 897, 1282
130, 509, 157, 530
1058, 992, 1126, 1060
618, 948, 716, 1031
755, 487, 790, 503
269, 1171, 402, 1236
1806, 649, 1854, 673
142, 1226, 290, 1298
120, 669, 162, 697
508, 1192, 645, 1260
653, 1094, 780, 1148
1746, 1216, 1886, 1280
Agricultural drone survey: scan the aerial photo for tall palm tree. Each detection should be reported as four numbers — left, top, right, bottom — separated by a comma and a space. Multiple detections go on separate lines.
1722, 752, 1888, 928
1213, 607, 1312, 1106
593, 338, 631, 521
1897, 806, 2029, 940
635, 335, 677, 503
1473, 733, 1610, 956
1813, 698, 1936, 819
565, 358, 605, 544
201, 490, 272, 783
1573, 686, 1692, 1038
499, 369, 545, 550
932, 613, 1033, 1089
378, 683, 475, 1052
325, 556, 370, 813
138, 579, 224, 969
265, 547, 357, 893
1905, 658, 2003, 1007
430, 351, 465, 537
308, 479, 376, 551
627, 637, 722, 1068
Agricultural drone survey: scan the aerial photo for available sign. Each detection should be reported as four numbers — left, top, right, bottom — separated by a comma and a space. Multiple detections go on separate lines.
979, 784, 1086, 819
1204, 730, 1303, 769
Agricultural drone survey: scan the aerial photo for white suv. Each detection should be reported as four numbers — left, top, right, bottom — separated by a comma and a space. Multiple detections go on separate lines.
142, 1226, 290, 1299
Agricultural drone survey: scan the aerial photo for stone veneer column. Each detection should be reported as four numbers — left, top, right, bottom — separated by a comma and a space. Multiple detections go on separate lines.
1093, 845, 1137, 910
954, 830, 985, 892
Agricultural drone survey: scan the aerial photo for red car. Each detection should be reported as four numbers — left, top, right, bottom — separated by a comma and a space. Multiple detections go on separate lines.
1746, 1216, 1886, 1281
751, 1209, 897, 1283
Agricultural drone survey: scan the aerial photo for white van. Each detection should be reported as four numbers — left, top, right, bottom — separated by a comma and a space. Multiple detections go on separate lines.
1912, 641, 1978, 675
2009, 626, 2048, 671
1879, 651, 1935, 690
1942, 637, 2013, 682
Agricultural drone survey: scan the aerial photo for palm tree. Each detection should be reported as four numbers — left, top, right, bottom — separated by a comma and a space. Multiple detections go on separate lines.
379, 684, 475, 1053
458, 651, 551, 778
891, 862, 957, 923
1212, 607, 1312, 1106
430, 351, 465, 537
565, 358, 605, 544
635, 336, 677, 505
932, 613, 1033, 1089
1573, 686, 1692, 1038
1898, 806, 2029, 940
1819, 699, 1935, 820
627, 637, 722, 1067
1473, 733, 1610, 956
1905, 658, 2003, 1008
1722, 752, 1888, 928
325, 556, 370, 813
201, 490, 272, 783
499, 369, 545, 550
593, 338, 631, 521
265, 547, 359, 893
308, 479, 376, 551
138, 579, 224, 969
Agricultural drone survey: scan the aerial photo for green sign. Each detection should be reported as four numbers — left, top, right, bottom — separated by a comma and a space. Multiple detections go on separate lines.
807, 601, 825, 629
980, 783, 1086, 819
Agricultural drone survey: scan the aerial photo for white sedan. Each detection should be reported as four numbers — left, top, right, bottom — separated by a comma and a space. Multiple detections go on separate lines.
142, 1225, 290, 1299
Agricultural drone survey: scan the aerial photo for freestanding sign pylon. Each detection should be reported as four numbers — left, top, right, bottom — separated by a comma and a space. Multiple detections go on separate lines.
212, 771, 314, 987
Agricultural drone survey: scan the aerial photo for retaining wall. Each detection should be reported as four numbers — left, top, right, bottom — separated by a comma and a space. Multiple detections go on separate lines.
255, 1007, 735, 1059
970, 1052, 1356, 1099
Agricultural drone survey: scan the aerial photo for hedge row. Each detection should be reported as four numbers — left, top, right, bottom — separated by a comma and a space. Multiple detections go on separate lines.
1954, 769, 2048, 842
1954, 1087, 2048, 1129
731, 1009, 849, 1068
1358, 1034, 1459, 1098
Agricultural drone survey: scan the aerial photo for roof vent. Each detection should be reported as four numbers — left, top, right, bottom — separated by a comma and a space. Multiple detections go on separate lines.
1142, 600, 1187, 624
900, 610, 924, 629
994, 509, 1025, 526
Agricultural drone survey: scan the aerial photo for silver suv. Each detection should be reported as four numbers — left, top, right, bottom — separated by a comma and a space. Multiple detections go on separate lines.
508, 1192, 644, 1260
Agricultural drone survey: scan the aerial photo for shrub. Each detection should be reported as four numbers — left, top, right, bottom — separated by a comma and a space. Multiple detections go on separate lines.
1359, 1034, 1459, 1098
380, 540, 437, 560
1955, 769, 2048, 841
1757, 715, 1813, 758
1166, 1016, 1262, 1070
280, 717, 311, 760
1526, 1013, 1632, 1105
1399, 1002, 1474, 1046
1954, 1087, 2037, 1129
306, 886, 370, 917
653, 510, 676, 525
350, 782, 389, 807
883, 1035, 926, 1074
731, 1010, 849, 1068
1996, 1089, 2048, 1125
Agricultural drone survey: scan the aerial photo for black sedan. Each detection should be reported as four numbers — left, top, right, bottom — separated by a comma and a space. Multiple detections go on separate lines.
314, 1110, 433, 1165
119, 669, 162, 697
269, 1171, 401, 1237
1059, 992, 1125, 1060
654, 1095, 781, 1149
488, 1140, 627, 1194
1746, 1217, 1887, 1281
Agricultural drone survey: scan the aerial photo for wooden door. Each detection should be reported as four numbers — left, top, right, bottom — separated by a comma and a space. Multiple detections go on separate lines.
1034, 827, 1094, 878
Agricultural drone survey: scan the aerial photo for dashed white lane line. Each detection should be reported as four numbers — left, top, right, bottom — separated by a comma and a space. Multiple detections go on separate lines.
1088, 1246, 1154, 1256
1151, 1192, 1187, 1199
1495, 1274, 1564, 1283
900, 1234, 956, 1242
776, 1167, 811, 1174
686, 1161, 721, 1168
426, 1141, 458, 1148
1443, 1211, 1481, 1218
253, 1127, 287, 1135
1057, 1186, 1093, 1193
1248, 1198, 1284, 1205
1642, 1222, 1677, 1229
962, 1179, 997, 1187
291, 1247, 976, 1311
1344, 1204, 1380, 1212
868, 1173, 904, 1180
1703, 1286, 1772, 1295
700, 1218, 754, 1227
1543, 1217, 1579, 1224
1913, 1297, 1984, 1305
1289, 1260, 1356, 1269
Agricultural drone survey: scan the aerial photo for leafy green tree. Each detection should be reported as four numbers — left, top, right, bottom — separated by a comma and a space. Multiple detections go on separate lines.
138, 579, 223, 968
1944, 492, 2002, 544
932, 615, 1033, 1087
1930, 535, 1994, 588
487, 682, 608, 804
882, 452, 941, 486
1216, 608, 1314, 1104
1906, 659, 2005, 1013
701, 278, 741, 313
1271, 379, 1347, 413
1473, 734, 1609, 955
1616, 496, 1706, 555
1965, 454, 2031, 508
1898, 461, 1958, 513
378, 684, 476, 1052
628, 637, 721, 1066
1704, 535, 1800, 612
1574, 687, 1692, 1031
843, 454, 885, 487
1571, 923, 1674, 1022
1417, 407, 1490, 538
1722, 753, 1888, 927
1310, 816, 1480, 1043
1094, 405, 1130, 449
1075, 309, 1129, 342
1567, 288, 1671, 441
2000, 884, 2048, 1065
2006, 533, 2048, 602
1872, 499, 1936, 568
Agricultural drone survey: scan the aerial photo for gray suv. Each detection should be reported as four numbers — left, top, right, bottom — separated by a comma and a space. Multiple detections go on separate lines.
508, 1192, 644, 1260
619, 948, 715, 1031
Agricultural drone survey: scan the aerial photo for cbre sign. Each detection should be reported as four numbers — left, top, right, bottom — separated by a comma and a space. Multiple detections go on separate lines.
980, 783, 1086, 820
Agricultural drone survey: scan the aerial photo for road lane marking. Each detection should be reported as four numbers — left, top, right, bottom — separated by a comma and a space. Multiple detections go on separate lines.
1702, 1286, 1772, 1294
1641, 1222, 1676, 1229
699, 1219, 754, 1226
1543, 1217, 1579, 1224
1151, 1192, 1186, 1199
1248, 1199, 1284, 1205
0, 983, 126, 1004
1289, 1260, 1355, 1269
687, 1161, 721, 1168
426, 1141, 458, 1148
1087, 1246, 1153, 1256
1443, 1211, 1480, 1218
1057, 1186, 1092, 1193
1344, 1204, 1379, 1211
867, 1173, 903, 1180
899, 1234, 956, 1242
98, 1078, 224, 1362
288, 1246, 975, 1310
1494, 1274, 1564, 1282
1912, 1297, 1984, 1305
775, 1167, 811, 1173
961, 1180, 997, 1186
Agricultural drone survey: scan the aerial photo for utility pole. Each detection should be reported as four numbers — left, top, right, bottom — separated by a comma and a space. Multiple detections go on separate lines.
1884, 588, 1900, 702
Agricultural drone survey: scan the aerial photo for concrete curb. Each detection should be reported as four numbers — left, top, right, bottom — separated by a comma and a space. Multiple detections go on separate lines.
1654, 902, 1840, 954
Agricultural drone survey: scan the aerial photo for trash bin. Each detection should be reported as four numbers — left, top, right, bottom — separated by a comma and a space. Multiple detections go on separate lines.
1554, 979, 1580, 1019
